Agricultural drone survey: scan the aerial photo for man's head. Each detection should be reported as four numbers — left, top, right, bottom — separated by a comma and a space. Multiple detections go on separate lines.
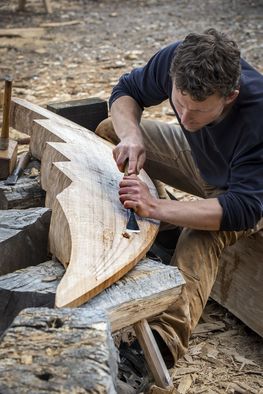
170, 29, 241, 131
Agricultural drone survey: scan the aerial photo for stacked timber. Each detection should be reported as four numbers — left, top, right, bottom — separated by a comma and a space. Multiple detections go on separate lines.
0, 258, 184, 334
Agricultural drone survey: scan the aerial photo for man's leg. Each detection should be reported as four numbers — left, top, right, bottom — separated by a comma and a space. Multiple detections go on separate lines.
149, 228, 248, 363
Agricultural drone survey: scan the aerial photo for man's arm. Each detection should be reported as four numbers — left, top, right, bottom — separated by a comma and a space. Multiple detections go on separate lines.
109, 44, 179, 173
119, 175, 223, 231
153, 198, 223, 231
111, 96, 146, 174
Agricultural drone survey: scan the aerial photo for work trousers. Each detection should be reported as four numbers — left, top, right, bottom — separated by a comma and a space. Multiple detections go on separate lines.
96, 118, 263, 365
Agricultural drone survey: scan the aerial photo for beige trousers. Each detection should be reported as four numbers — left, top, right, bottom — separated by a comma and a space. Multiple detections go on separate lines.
96, 118, 263, 364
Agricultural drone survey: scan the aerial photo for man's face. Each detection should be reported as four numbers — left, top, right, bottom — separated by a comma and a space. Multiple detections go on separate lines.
171, 86, 238, 132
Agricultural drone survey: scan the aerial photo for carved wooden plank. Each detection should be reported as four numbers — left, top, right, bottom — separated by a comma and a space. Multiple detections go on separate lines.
0, 258, 184, 334
0, 208, 51, 276
211, 230, 263, 337
0, 307, 117, 393
10, 98, 159, 308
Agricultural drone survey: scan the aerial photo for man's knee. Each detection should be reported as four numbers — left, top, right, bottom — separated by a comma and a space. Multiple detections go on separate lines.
173, 228, 223, 283
95, 118, 120, 145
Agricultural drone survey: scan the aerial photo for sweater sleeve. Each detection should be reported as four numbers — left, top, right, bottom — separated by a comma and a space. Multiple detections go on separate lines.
218, 140, 263, 231
109, 42, 179, 109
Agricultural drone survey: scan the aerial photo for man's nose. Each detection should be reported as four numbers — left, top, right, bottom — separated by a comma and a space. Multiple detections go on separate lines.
180, 109, 192, 124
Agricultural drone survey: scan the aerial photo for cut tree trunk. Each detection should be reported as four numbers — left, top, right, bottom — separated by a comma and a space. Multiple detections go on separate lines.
0, 307, 117, 393
0, 258, 184, 334
0, 208, 51, 276
211, 230, 263, 337
10, 98, 160, 308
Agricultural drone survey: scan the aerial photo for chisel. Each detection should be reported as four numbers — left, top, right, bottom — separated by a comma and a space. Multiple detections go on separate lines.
5, 150, 31, 185
124, 162, 140, 233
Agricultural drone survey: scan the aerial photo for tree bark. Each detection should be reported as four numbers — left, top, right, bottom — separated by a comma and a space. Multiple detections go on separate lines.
0, 307, 117, 393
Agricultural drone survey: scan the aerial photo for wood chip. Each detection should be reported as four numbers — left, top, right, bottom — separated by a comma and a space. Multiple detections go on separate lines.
41, 275, 58, 283
29, 168, 39, 178
193, 322, 225, 335
40, 20, 82, 28
0, 28, 45, 38
177, 375, 193, 394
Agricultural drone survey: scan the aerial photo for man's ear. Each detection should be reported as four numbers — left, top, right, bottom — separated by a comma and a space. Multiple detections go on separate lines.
225, 89, 239, 104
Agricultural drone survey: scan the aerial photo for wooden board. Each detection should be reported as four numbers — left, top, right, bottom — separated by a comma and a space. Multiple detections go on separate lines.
47, 97, 108, 132
10, 98, 159, 308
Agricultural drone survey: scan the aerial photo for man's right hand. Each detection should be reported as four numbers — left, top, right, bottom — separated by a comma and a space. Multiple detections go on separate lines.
113, 137, 146, 175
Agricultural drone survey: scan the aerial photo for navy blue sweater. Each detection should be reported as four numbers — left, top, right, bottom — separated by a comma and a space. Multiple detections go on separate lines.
110, 42, 263, 231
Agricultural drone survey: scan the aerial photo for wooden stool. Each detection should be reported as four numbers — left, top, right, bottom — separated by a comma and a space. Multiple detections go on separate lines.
18, 0, 52, 13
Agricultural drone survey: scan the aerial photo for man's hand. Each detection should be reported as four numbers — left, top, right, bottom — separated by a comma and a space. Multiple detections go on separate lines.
119, 174, 157, 217
113, 138, 146, 175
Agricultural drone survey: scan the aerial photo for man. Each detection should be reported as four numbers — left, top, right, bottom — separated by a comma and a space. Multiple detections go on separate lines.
96, 28, 263, 366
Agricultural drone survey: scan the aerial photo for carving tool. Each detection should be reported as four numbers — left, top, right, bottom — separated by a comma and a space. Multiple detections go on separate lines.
124, 162, 140, 233
0, 77, 18, 179
5, 150, 31, 185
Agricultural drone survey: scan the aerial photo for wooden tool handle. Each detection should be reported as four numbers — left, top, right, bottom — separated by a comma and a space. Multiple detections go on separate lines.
13, 151, 31, 177
1, 76, 13, 140
124, 161, 129, 176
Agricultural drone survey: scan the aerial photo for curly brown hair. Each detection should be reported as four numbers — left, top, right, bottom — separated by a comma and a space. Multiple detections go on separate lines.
170, 29, 241, 101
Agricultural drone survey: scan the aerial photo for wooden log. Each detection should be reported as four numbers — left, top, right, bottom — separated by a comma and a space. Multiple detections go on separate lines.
0, 208, 51, 276
0, 258, 184, 334
47, 97, 108, 132
0, 173, 45, 209
0, 307, 117, 393
10, 98, 160, 308
211, 230, 263, 337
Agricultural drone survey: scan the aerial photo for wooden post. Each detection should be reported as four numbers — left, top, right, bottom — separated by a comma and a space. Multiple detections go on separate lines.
17, 0, 26, 11
134, 319, 173, 389
43, 0, 52, 13
17, 0, 52, 13
0, 77, 17, 179
0, 78, 12, 147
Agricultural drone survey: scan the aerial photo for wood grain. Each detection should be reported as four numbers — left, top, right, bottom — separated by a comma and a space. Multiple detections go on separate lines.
211, 230, 263, 337
10, 98, 160, 308
0, 258, 184, 334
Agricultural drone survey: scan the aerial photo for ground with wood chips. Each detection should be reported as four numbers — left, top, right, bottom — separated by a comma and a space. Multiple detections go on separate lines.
0, 0, 262, 393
